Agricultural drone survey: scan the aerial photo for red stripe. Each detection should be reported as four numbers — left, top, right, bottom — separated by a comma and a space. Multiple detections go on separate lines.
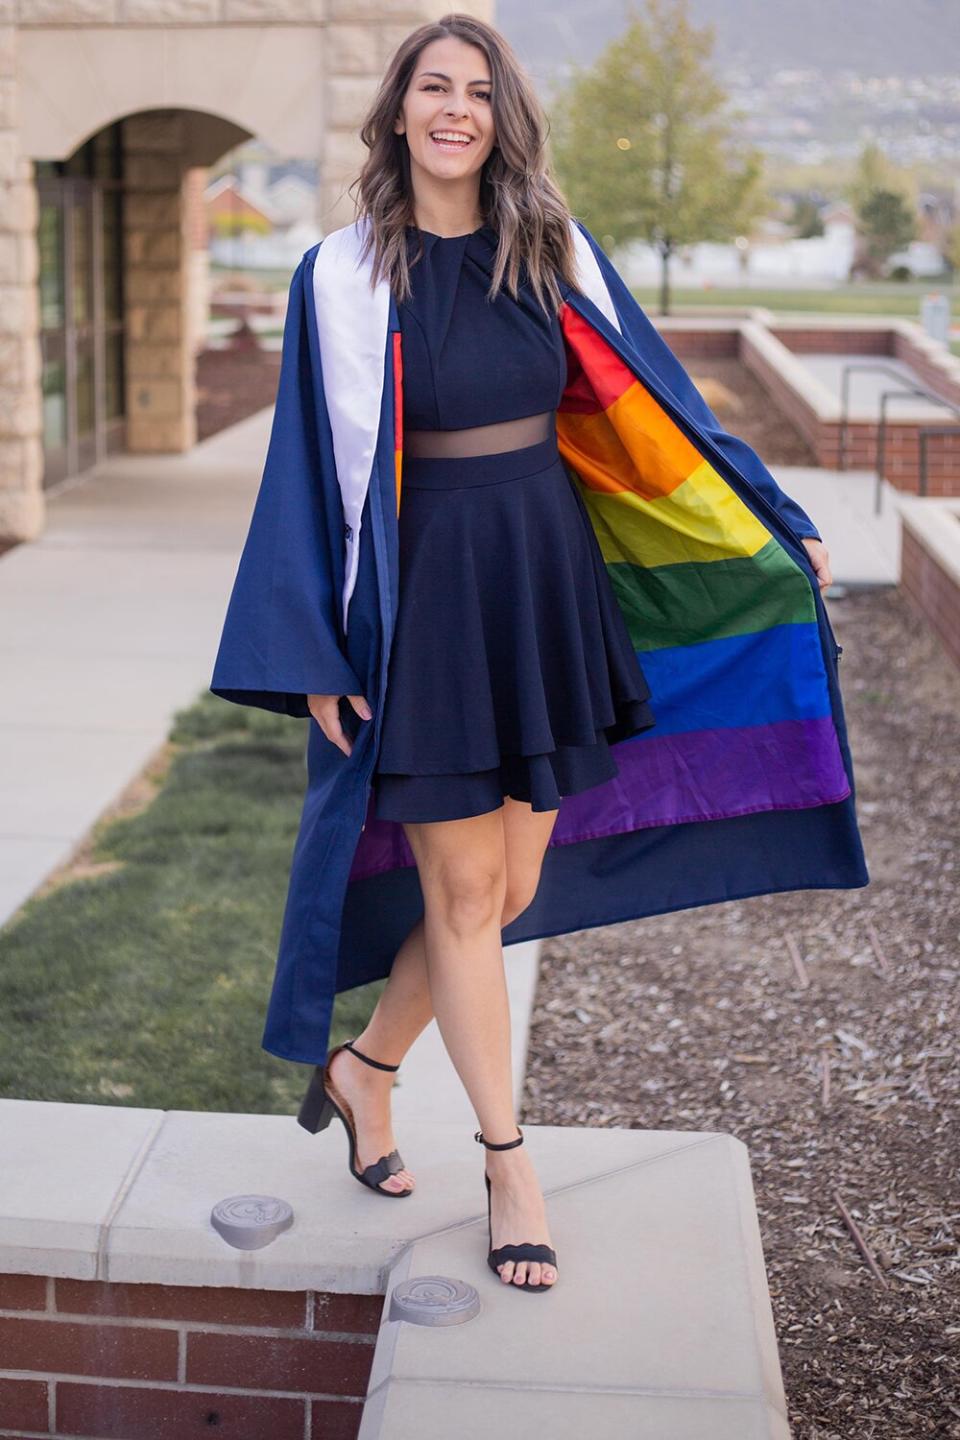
559, 302, 636, 414
393, 331, 403, 514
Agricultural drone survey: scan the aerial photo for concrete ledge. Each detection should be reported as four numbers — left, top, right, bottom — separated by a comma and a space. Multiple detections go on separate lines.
361, 1131, 789, 1438
361, 1385, 789, 1440
1, 1097, 790, 1437
898, 495, 960, 588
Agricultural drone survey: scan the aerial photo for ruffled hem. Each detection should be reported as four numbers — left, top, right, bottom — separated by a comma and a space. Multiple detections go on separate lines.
374, 700, 655, 821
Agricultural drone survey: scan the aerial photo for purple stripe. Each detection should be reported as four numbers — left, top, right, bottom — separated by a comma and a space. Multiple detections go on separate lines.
551, 715, 850, 845
349, 716, 850, 881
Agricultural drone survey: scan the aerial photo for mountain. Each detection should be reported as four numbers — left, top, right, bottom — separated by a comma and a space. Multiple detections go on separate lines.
496, 0, 960, 82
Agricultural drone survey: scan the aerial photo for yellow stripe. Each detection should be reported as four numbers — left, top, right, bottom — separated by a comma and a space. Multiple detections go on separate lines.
569, 457, 772, 569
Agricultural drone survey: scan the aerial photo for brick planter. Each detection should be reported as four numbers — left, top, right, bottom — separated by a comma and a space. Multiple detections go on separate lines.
0, 1273, 380, 1439
898, 498, 960, 670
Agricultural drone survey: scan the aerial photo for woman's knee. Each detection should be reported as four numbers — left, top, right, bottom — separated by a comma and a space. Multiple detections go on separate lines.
424, 862, 506, 936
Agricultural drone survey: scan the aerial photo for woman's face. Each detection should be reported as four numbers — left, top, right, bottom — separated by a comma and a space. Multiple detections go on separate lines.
394, 36, 497, 186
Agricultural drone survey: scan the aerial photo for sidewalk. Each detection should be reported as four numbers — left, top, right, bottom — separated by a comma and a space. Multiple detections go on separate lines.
775, 466, 901, 587
0, 410, 273, 926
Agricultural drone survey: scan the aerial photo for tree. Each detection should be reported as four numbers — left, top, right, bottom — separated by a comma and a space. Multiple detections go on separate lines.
846, 140, 912, 214
944, 221, 960, 277
845, 141, 917, 277
858, 189, 916, 276
550, 0, 763, 313
789, 196, 825, 240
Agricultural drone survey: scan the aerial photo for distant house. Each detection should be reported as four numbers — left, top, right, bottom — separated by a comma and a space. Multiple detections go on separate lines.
820, 201, 857, 246
204, 174, 277, 235
883, 241, 950, 279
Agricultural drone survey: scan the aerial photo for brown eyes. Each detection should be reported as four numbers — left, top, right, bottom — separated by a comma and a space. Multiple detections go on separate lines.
422, 84, 491, 101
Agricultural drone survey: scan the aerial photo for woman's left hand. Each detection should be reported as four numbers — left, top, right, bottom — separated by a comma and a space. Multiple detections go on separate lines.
802, 537, 832, 591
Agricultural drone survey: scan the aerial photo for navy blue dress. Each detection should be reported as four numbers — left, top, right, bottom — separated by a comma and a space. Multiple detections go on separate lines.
371, 224, 655, 822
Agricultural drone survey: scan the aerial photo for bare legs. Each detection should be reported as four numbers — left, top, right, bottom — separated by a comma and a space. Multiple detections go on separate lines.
333, 797, 560, 1284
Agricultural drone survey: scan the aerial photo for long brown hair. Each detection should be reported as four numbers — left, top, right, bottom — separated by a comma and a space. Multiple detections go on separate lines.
348, 13, 581, 317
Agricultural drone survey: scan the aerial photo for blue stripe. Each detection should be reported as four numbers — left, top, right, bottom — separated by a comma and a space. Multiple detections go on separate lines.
634, 622, 831, 738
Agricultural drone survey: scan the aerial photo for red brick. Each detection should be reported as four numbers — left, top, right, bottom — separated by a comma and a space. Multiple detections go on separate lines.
312, 1292, 383, 1336
56, 1381, 306, 1440
310, 1396, 366, 1440
0, 1315, 178, 1381
0, 1376, 49, 1431
55, 1278, 309, 1330
186, 1330, 375, 1397
0, 1273, 49, 1312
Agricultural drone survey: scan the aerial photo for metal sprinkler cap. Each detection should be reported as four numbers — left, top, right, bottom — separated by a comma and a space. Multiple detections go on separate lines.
388, 1275, 480, 1327
210, 1194, 294, 1250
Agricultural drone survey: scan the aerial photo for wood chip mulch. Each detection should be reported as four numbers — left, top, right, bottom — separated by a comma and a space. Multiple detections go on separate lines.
522, 587, 959, 1439
195, 344, 282, 443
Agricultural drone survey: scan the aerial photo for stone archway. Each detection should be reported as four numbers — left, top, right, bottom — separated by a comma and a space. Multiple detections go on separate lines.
0, 1, 491, 542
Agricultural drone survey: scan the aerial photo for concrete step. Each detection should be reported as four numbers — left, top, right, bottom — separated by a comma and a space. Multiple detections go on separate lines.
1, 1098, 791, 1439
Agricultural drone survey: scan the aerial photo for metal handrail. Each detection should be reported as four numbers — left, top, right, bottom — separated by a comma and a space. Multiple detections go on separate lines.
839, 361, 960, 471
875, 387, 935, 515
839, 362, 919, 470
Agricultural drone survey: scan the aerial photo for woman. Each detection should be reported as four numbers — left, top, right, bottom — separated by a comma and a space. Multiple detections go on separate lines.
211, 14, 867, 1295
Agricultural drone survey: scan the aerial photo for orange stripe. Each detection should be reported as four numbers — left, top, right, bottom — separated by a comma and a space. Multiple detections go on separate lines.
393, 331, 403, 514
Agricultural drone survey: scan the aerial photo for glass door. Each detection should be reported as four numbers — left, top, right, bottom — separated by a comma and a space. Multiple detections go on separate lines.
36, 124, 126, 489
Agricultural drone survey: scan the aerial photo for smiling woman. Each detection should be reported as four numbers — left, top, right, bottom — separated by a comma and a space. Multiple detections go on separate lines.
394, 58, 495, 181
210, 11, 864, 1301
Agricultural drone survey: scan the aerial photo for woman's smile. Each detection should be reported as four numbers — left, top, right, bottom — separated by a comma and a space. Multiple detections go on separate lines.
429, 129, 476, 153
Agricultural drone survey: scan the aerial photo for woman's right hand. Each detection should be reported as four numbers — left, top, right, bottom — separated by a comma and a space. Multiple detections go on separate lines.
306, 693, 373, 757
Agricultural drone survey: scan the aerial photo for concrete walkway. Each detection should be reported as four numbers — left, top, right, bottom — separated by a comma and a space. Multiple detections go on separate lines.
797, 350, 956, 423
776, 466, 901, 587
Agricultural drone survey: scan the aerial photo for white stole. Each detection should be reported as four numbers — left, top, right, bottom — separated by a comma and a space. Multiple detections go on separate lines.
312, 215, 620, 631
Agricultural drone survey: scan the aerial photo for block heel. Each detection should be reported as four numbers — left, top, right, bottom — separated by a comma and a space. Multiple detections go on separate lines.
297, 1039, 413, 1198
297, 1070, 337, 1133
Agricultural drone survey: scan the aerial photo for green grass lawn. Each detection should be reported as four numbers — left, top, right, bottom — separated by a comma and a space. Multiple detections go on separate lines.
631, 281, 957, 318
0, 694, 383, 1113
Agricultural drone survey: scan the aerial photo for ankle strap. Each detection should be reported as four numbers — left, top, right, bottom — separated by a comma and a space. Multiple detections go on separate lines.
343, 1039, 399, 1073
474, 1127, 524, 1150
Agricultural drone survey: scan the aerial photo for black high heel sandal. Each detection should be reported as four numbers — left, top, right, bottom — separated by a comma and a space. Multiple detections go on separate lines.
474, 1127, 558, 1291
297, 1039, 413, 1198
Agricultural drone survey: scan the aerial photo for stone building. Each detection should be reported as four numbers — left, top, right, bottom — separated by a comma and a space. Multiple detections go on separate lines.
0, 0, 490, 543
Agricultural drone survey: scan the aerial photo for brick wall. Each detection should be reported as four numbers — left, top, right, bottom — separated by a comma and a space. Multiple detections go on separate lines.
770, 327, 890, 356
0, 1273, 383, 1439
900, 524, 960, 671
894, 330, 960, 410
655, 326, 740, 362
658, 321, 960, 495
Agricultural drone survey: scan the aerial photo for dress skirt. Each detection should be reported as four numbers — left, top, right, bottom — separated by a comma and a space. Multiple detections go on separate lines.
371, 431, 656, 822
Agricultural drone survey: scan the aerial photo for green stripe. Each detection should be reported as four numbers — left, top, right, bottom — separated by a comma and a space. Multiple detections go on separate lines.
608, 537, 815, 652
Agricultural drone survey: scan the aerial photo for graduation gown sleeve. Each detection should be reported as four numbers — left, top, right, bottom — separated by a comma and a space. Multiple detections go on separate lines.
209, 247, 364, 718
575, 222, 822, 543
